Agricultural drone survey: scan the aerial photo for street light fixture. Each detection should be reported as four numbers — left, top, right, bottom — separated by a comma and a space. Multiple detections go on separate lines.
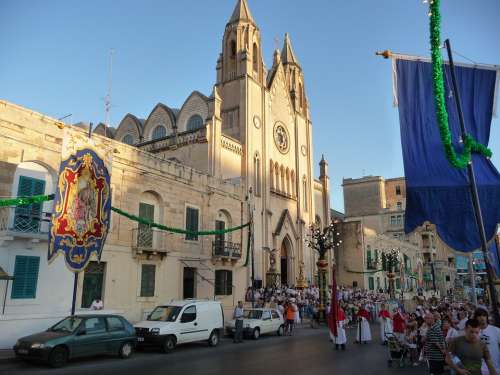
306, 219, 342, 322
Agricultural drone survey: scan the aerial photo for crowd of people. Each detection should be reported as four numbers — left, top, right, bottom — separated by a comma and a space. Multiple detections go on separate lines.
330, 290, 500, 375
241, 284, 500, 374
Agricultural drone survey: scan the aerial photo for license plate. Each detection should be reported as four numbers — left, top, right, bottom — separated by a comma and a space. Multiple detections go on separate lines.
137, 337, 144, 342
18, 349, 28, 355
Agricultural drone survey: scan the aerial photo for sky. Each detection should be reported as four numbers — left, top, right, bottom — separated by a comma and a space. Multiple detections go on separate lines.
1, 0, 499, 211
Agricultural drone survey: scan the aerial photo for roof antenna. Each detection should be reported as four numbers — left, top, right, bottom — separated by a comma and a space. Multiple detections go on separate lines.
104, 48, 114, 138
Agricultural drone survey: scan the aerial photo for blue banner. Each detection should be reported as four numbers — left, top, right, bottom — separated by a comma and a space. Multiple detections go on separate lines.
396, 59, 500, 255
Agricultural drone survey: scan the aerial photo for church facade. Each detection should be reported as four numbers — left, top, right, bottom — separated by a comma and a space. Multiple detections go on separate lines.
96, 0, 332, 287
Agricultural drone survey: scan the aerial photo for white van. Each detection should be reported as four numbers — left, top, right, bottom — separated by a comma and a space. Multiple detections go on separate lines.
134, 300, 224, 353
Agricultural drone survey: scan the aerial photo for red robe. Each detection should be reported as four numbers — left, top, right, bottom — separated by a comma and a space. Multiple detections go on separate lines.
357, 308, 370, 320
393, 312, 406, 333
337, 308, 345, 322
378, 310, 391, 319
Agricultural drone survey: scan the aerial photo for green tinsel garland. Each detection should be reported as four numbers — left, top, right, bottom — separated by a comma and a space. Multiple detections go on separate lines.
429, 0, 492, 169
110, 206, 250, 236
346, 268, 384, 274
0, 194, 250, 236
0, 194, 55, 207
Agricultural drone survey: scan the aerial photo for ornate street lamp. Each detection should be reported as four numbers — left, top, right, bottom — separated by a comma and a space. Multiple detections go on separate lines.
306, 219, 342, 322
383, 248, 401, 300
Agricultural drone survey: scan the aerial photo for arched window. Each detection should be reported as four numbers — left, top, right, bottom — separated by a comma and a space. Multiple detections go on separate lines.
254, 153, 261, 197
252, 43, 258, 72
299, 83, 303, 108
290, 170, 296, 197
270, 160, 274, 190
285, 168, 290, 196
302, 176, 308, 211
230, 40, 236, 59
122, 134, 134, 145
187, 115, 204, 131
280, 166, 285, 195
152, 125, 166, 140
315, 215, 322, 228
275, 163, 280, 192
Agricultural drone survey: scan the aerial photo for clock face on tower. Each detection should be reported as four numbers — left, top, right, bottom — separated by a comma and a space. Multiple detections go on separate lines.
273, 122, 289, 154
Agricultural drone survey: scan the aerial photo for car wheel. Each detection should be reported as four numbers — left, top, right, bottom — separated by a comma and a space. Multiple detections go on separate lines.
277, 325, 284, 336
208, 330, 219, 347
119, 342, 133, 359
161, 336, 176, 353
48, 346, 68, 368
252, 328, 260, 340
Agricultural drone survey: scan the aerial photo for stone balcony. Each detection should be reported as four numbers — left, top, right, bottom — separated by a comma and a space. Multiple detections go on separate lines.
131, 227, 169, 258
212, 240, 241, 263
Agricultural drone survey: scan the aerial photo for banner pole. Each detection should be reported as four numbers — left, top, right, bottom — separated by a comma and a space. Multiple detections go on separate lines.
444, 39, 500, 326
71, 272, 78, 316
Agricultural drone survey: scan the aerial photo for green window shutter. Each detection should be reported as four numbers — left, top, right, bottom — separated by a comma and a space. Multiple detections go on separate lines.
140, 264, 155, 297
214, 270, 232, 295
368, 277, 374, 291
185, 207, 199, 241
11, 256, 40, 299
226, 271, 232, 295
138, 203, 154, 247
214, 270, 222, 295
15, 176, 45, 232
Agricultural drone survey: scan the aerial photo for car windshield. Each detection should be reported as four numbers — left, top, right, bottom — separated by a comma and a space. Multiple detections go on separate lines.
49, 317, 83, 333
148, 306, 182, 322
244, 310, 263, 319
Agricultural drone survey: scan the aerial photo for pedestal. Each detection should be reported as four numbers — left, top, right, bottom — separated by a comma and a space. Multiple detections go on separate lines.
317, 258, 329, 322
266, 272, 280, 289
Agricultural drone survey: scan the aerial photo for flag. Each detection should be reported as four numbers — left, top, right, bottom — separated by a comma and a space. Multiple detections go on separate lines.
48, 129, 112, 272
395, 59, 500, 255
328, 268, 338, 337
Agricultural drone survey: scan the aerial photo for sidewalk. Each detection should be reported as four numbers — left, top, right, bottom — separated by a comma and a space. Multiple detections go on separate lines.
0, 349, 15, 363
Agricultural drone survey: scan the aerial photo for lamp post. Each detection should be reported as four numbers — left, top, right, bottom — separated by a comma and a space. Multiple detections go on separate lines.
306, 219, 342, 322
384, 248, 401, 300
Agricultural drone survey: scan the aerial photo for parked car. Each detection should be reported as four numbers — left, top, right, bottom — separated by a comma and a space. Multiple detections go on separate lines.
134, 299, 224, 353
225, 308, 284, 339
13, 314, 136, 368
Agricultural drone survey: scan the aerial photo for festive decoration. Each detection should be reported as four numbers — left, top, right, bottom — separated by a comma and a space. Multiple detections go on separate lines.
111, 206, 250, 236
0, 194, 54, 207
0, 194, 250, 236
48, 149, 112, 272
306, 219, 343, 322
429, 0, 492, 169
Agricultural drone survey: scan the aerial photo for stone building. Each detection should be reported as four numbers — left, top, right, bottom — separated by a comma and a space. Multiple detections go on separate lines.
0, 0, 331, 348
340, 175, 456, 296
92, 0, 331, 286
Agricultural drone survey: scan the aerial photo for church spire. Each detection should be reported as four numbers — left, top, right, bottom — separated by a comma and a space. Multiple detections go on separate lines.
281, 33, 300, 68
228, 0, 255, 25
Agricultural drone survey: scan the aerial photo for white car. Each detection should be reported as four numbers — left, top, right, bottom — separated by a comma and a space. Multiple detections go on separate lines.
134, 300, 224, 352
226, 308, 285, 340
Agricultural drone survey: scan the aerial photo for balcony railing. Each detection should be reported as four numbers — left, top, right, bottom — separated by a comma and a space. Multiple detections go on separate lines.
131, 227, 168, 255
212, 240, 241, 259
0, 207, 51, 235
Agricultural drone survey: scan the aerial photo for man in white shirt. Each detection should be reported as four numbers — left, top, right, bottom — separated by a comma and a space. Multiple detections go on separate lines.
457, 310, 468, 334
90, 298, 103, 310
474, 308, 500, 374
233, 301, 245, 344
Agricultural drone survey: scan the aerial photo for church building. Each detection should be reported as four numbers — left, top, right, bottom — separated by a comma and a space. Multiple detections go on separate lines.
97, 0, 332, 287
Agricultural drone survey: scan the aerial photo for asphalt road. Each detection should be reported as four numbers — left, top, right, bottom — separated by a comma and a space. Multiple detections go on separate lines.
0, 323, 427, 375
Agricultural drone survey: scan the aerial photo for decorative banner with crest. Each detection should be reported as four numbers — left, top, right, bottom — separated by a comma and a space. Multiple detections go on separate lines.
48, 129, 112, 272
